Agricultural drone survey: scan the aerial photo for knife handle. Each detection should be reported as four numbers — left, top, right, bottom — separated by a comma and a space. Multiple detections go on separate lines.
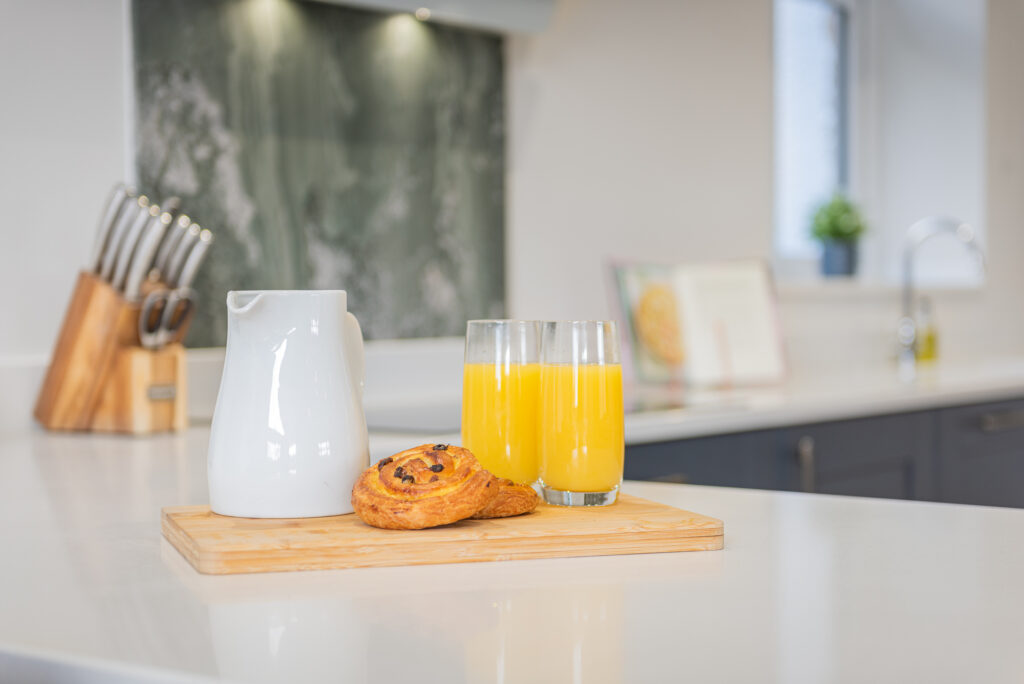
165, 223, 202, 287
175, 229, 214, 290
100, 196, 149, 282
112, 204, 161, 292
124, 212, 173, 301
159, 196, 182, 218
89, 184, 132, 273
152, 214, 190, 281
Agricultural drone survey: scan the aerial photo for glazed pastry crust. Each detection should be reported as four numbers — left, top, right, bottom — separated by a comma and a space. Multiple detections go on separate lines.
352, 444, 499, 530
471, 479, 540, 519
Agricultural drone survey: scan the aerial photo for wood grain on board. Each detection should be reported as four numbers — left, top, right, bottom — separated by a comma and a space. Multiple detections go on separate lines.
163, 494, 724, 575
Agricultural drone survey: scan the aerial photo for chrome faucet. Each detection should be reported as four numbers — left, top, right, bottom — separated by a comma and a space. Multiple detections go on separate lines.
897, 217, 985, 381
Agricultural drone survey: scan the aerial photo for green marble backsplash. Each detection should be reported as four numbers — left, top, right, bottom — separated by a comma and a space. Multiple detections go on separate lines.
132, 0, 505, 345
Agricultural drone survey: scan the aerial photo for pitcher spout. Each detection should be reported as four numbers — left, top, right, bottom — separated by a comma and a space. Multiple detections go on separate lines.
226, 291, 264, 316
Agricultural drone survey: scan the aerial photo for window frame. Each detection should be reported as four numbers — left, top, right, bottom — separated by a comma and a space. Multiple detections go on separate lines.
773, 0, 857, 278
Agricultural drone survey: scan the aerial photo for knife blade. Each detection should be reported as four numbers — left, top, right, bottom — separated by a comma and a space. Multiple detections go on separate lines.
89, 184, 133, 273
99, 195, 149, 282
175, 229, 214, 290
152, 214, 190, 283
123, 211, 173, 301
164, 223, 202, 287
111, 204, 161, 292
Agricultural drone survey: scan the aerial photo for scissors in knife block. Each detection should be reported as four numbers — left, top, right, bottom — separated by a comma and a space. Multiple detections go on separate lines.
138, 226, 214, 348
139, 287, 194, 350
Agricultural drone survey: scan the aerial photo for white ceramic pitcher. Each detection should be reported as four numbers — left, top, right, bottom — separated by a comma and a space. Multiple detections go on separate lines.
208, 290, 368, 518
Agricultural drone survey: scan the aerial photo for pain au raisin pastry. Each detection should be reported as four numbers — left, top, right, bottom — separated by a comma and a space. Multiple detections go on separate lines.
351, 444, 499, 530
471, 479, 539, 519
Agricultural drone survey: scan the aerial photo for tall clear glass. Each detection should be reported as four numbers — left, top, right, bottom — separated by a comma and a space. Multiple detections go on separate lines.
461, 320, 541, 484
538, 321, 624, 506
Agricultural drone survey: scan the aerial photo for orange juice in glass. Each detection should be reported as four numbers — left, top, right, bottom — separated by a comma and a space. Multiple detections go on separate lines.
538, 321, 624, 506
461, 321, 541, 484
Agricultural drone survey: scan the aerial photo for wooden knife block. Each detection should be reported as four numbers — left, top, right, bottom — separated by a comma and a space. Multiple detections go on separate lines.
34, 271, 189, 434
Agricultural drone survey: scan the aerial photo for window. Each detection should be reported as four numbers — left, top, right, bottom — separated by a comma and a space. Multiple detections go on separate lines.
774, 0, 849, 262
774, 0, 986, 287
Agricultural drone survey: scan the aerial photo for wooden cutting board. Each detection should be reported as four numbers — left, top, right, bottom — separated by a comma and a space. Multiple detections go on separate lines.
162, 494, 724, 575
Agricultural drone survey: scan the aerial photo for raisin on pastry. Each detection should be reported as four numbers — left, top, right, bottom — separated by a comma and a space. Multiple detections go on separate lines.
351, 444, 499, 530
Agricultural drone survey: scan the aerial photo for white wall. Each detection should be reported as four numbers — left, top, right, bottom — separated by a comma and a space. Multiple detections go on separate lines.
855, 0, 987, 286
0, 0, 128, 363
507, 0, 774, 321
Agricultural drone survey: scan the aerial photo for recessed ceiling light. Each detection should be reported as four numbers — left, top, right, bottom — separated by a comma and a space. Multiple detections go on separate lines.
414, 7, 431, 20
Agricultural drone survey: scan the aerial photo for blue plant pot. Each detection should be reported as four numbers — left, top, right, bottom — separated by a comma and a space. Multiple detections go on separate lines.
821, 240, 858, 277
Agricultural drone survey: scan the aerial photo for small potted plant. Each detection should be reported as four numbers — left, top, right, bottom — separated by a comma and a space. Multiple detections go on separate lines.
811, 193, 867, 277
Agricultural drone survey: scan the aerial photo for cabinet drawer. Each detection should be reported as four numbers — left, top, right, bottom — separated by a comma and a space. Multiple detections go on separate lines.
625, 431, 782, 490
937, 398, 1024, 507
780, 412, 935, 500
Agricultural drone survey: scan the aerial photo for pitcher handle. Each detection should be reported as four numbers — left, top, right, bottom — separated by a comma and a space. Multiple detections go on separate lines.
343, 311, 365, 397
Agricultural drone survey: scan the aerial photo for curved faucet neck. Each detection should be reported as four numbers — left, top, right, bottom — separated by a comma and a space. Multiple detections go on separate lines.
898, 216, 985, 380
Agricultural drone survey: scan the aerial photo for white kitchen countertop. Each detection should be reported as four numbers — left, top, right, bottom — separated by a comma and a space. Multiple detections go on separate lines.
2, 426, 1024, 682
624, 357, 1024, 442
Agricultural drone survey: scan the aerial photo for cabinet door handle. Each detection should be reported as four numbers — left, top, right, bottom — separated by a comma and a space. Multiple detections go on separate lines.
980, 410, 1024, 433
796, 436, 816, 493
651, 473, 689, 485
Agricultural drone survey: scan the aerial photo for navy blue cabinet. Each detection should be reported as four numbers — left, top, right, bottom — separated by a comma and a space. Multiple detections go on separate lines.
936, 399, 1024, 507
778, 412, 935, 500
625, 430, 785, 490
625, 398, 1024, 507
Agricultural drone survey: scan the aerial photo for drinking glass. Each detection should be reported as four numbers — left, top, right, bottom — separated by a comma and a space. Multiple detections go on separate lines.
538, 321, 624, 506
461, 320, 541, 484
